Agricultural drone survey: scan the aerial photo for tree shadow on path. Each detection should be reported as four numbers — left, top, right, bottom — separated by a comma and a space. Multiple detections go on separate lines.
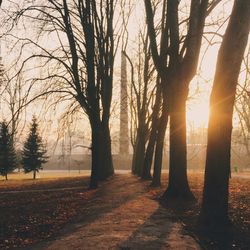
119, 203, 200, 250
162, 198, 250, 250
29, 174, 149, 250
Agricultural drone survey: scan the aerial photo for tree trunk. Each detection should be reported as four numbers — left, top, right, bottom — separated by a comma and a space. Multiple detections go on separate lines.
5, 174, 8, 181
141, 126, 156, 179
162, 88, 195, 200
89, 114, 114, 188
144, 0, 209, 201
98, 123, 114, 180
89, 121, 101, 189
131, 146, 136, 175
141, 82, 162, 180
151, 102, 168, 187
132, 125, 146, 176
200, 0, 250, 225
33, 170, 36, 180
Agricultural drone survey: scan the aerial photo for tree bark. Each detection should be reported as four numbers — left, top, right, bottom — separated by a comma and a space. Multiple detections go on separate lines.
141, 81, 162, 180
162, 86, 195, 200
98, 123, 114, 180
141, 122, 157, 179
200, 0, 250, 225
89, 120, 101, 189
89, 116, 114, 189
132, 123, 146, 176
151, 102, 168, 187
33, 170, 36, 180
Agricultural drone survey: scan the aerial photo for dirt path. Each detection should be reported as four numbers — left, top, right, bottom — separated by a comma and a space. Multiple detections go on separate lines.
30, 174, 200, 250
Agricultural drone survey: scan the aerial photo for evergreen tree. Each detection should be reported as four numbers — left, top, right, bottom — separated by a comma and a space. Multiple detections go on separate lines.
22, 117, 48, 179
0, 121, 17, 180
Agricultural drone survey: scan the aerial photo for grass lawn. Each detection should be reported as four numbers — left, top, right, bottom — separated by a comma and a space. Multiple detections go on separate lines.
0, 171, 249, 249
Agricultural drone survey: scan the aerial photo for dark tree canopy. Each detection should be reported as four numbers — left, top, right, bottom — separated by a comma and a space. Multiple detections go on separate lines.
0, 121, 17, 180
22, 117, 48, 179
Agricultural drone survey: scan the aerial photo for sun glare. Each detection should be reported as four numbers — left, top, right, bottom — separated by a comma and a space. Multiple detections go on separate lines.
186, 101, 209, 129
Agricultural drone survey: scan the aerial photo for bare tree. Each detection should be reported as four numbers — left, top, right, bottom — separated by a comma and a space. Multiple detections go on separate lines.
141, 75, 162, 181
201, 0, 250, 225
5, 0, 118, 188
0, 73, 27, 144
144, 0, 210, 200
124, 28, 156, 176
234, 51, 250, 167
141, 0, 167, 184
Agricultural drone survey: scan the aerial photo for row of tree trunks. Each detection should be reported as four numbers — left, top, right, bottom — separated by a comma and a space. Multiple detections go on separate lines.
141, 79, 162, 180
144, 0, 209, 200
130, 30, 151, 177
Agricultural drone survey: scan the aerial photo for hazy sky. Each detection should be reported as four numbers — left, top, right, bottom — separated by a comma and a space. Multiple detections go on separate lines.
0, 0, 247, 154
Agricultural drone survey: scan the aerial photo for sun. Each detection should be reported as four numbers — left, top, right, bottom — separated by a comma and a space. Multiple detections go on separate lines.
186, 100, 209, 129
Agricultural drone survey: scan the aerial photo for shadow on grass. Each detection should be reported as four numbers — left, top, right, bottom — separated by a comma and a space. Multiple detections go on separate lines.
189, 221, 250, 249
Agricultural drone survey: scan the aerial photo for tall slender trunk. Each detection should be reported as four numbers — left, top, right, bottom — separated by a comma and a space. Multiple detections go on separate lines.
200, 0, 250, 225
141, 124, 157, 179
5, 174, 8, 181
131, 145, 136, 174
141, 82, 162, 180
151, 101, 168, 187
33, 170, 36, 180
163, 87, 194, 200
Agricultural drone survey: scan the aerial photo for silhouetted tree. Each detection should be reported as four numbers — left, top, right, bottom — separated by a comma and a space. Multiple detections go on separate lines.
22, 117, 48, 180
0, 121, 16, 180
145, 0, 210, 199
6, 0, 118, 188
234, 51, 250, 166
201, 0, 250, 225
124, 30, 155, 177
141, 76, 162, 180
141, 1, 168, 184
151, 95, 168, 187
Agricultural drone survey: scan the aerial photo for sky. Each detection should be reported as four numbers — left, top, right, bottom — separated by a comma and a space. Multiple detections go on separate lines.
0, 0, 248, 154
